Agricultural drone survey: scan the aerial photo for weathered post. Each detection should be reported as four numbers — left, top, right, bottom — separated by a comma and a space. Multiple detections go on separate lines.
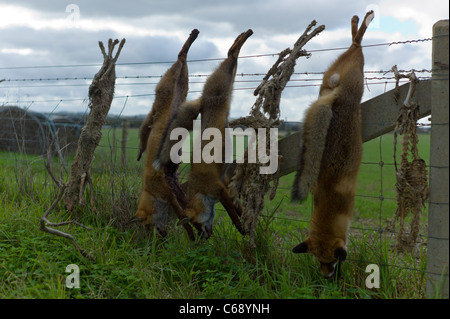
426, 20, 449, 298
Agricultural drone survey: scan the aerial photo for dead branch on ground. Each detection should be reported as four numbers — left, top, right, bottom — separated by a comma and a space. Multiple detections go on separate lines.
40, 138, 95, 260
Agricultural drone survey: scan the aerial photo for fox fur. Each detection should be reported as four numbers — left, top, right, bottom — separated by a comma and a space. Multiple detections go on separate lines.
155, 30, 253, 238
130, 29, 199, 241
292, 12, 374, 278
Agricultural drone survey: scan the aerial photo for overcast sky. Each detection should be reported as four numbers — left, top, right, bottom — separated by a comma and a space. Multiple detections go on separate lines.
0, 0, 448, 121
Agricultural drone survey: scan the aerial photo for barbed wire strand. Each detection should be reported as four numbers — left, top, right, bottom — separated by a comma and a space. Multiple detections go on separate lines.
0, 37, 435, 71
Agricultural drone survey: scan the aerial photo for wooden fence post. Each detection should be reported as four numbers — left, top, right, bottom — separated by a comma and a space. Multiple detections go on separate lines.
426, 20, 449, 298
274, 80, 432, 178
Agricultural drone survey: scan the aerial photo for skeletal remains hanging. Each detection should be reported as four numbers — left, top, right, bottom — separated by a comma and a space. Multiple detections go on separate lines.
228, 20, 325, 245
392, 65, 429, 253
40, 38, 126, 260
63, 38, 126, 212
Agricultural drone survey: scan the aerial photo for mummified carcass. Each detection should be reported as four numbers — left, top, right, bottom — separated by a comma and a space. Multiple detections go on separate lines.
129, 29, 199, 240
291, 11, 374, 278
155, 30, 253, 238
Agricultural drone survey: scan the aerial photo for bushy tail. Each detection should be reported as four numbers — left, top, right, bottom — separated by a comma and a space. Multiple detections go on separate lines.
153, 99, 202, 170
291, 98, 333, 202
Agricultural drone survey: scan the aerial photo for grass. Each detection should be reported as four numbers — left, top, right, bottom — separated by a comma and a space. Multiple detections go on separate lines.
0, 127, 437, 299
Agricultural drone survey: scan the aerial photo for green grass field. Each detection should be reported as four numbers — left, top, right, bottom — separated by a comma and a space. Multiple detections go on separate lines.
0, 127, 436, 299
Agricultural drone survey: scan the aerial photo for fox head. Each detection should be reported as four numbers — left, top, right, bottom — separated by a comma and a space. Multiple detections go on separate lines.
129, 196, 169, 237
293, 237, 347, 278
179, 193, 216, 239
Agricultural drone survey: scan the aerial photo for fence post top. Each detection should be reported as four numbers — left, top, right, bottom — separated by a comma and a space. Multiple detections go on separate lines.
433, 19, 449, 30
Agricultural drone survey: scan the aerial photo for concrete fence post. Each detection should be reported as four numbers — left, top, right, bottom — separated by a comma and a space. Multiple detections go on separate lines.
426, 19, 449, 298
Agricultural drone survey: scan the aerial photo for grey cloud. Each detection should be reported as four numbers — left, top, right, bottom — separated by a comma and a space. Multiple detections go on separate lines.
0, 1, 438, 119
1, 0, 368, 34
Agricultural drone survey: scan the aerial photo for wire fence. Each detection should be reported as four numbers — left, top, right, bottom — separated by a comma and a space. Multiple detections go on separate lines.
0, 37, 437, 108
1, 35, 448, 291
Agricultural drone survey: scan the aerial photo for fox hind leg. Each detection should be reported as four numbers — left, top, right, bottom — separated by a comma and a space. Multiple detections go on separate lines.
351, 15, 359, 41
354, 11, 374, 45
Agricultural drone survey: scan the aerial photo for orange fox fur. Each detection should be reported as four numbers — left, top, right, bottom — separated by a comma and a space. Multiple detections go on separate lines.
155, 30, 253, 238
292, 12, 374, 278
131, 29, 199, 240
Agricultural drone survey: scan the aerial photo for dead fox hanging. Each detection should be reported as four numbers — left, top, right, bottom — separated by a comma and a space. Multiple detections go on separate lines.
129, 29, 199, 241
292, 11, 374, 278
